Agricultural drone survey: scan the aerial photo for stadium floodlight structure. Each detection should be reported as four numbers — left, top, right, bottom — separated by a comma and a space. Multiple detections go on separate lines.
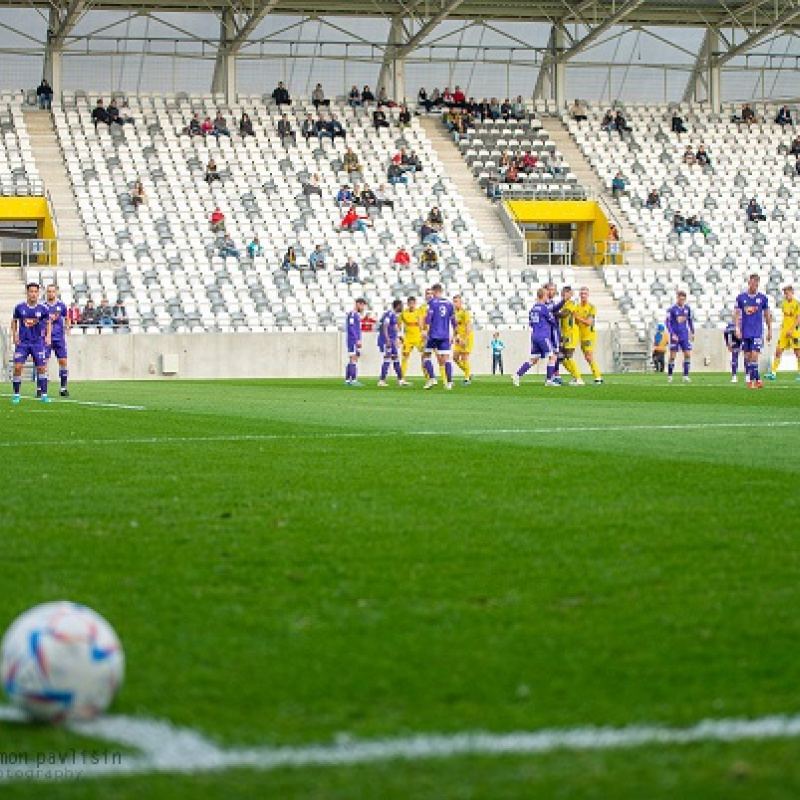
4, 0, 800, 107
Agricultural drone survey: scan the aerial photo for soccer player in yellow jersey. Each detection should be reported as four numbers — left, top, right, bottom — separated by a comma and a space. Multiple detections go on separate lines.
574, 286, 604, 384
399, 296, 425, 379
556, 287, 585, 385
767, 285, 800, 381
452, 294, 474, 384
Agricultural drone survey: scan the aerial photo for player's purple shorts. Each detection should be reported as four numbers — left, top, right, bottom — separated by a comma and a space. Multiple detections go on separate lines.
347, 339, 361, 357
46, 340, 67, 360
741, 336, 763, 352
669, 336, 692, 352
425, 336, 451, 354
14, 343, 46, 367
530, 337, 552, 358
382, 341, 399, 358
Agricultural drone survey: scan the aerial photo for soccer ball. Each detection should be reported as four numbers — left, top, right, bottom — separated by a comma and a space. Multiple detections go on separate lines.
1, 601, 124, 722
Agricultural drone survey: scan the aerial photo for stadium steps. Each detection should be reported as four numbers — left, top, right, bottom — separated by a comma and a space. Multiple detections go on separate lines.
23, 110, 95, 270
419, 116, 527, 270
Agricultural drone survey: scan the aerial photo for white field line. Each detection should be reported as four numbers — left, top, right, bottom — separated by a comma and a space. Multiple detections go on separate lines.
0, 420, 798, 449
0, 393, 145, 411
1, 706, 800, 781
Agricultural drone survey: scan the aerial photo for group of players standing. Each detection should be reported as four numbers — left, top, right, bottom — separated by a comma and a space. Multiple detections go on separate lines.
9, 282, 71, 404
344, 281, 604, 388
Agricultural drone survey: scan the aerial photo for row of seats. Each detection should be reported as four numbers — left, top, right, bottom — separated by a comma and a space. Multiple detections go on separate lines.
0, 98, 43, 196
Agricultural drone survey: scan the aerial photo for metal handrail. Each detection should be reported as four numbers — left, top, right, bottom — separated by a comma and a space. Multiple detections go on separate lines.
0, 325, 9, 382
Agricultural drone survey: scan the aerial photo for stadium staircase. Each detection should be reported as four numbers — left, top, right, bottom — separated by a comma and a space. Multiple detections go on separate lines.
23, 109, 95, 269
419, 117, 527, 271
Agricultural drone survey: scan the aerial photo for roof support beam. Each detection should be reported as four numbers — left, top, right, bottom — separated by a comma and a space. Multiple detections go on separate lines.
682, 29, 710, 103
225, 0, 281, 54
48, 0, 87, 49
715, 4, 800, 65
560, 0, 646, 60
396, 0, 466, 56
377, 15, 407, 101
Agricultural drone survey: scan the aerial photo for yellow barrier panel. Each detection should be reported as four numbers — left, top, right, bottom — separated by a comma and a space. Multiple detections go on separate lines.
0, 198, 57, 266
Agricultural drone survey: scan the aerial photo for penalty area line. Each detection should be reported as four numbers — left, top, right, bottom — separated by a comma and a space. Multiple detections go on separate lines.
0, 393, 145, 411
0, 420, 798, 449
1, 706, 800, 781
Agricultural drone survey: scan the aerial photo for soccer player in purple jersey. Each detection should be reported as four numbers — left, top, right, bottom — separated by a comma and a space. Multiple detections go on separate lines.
43, 284, 71, 397
513, 287, 559, 386
377, 300, 411, 387
423, 283, 456, 390
344, 297, 367, 386
11, 282, 52, 404
544, 282, 565, 384
734, 273, 772, 389
665, 290, 695, 382
724, 322, 742, 383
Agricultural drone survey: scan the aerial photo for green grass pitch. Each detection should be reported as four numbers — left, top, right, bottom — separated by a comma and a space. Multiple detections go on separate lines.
1, 374, 800, 798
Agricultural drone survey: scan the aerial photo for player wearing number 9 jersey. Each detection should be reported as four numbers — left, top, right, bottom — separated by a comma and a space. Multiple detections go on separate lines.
423, 284, 455, 390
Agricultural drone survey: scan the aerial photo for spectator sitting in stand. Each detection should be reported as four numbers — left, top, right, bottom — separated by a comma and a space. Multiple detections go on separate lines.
80, 299, 100, 327
112, 299, 129, 328
673, 212, 687, 233
418, 87, 433, 113
795, 155, 800, 177
685, 215, 704, 233
336, 184, 353, 206
303, 173, 323, 197
130, 181, 146, 208
397, 105, 412, 129
488, 98, 501, 120
360, 184, 378, 207
614, 110, 630, 137
343, 147, 362, 175
570, 99, 588, 122
486, 171, 503, 201
201, 116, 214, 137
372, 107, 390, 131
186, 113, 203, 137
452, 86, 466, 107
505, 162, 520, 183
205, 159, 221, 185
330, 114, 346, 140
36, 79, 53, 110
500, 99, 513, 120
775, 105, 793, 126
683, 145, 696, 164
442, 87, 454, 107
420, 244, 439, 271
97, 297, 115, 327
309, 244, 327, 271
790, 135, 800, 155
341, 205, 371, 235
210, 206, 226, 232
107, 99, 124, 126
282, 246, 297, 271
92, 99, 109, 129
377, 87, 393, 107
348, 85, 362, 107
611, 172, 626, 198
219, 233, 240, 259
645, 188, 661, 209
277, 113, 296, 146
272, 81, 291, 106
361, 85, 375, 105
316, 115, 333, 140
387, 162, 408, 185
600, 110, 615, 130
740, 103, 757, 124
312, 83, 330, 108
419, 221, 442, 245
671, 111, 687, 133
119, 101, 136, 125
746, 198, 766, 222
239, 113, 255, 137
301, 114, 316, 142
374, 183, 394, 210
393, 246, 411, 265
247, 236, 264, 258
213, 112, 231, 139
695, 145, 711, 166
339, 256, 360, 283
67, 301, 81, 327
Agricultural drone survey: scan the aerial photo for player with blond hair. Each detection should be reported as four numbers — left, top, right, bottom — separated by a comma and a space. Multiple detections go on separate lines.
452, 294, 474, 385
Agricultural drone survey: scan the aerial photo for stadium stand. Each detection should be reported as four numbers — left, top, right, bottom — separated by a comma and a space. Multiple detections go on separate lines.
0, 93, 43, 196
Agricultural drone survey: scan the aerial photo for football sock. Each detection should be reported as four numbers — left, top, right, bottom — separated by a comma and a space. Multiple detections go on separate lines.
752, 363, 760, 381
772, 355, 781, 373
401, 356, 409, 377
554, 356, 562, 375
393, 361, 402, 380
590, 362, 602, 380
345, 364, 352, 381
668, 361, 675, 376
423, 359, 435, 379
380, 360, 390, 380
517, 362, 532, 377
439, 365, 447, 383
563, 358, 581, 381
464, 362, 471, 380
12, 379, 21, 396
60, 368, 68, 389
731, 354, 739, 375
683, 360, 690, 377
38, 375, 48, 396
445, 362, 453, 382
546, 364, 555, 381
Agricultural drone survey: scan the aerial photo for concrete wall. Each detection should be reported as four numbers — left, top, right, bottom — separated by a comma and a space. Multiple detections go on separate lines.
54, 327, 791, 381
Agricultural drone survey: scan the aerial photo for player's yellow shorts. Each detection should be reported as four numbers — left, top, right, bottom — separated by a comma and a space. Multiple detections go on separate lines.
453, 335, 474, 354
580, 336, 597, 353
402, 339, 424, 357
778, 330, 800, 350
561, 334, 580, 351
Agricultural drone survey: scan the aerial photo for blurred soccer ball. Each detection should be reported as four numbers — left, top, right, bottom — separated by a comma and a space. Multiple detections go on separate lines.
1, 601, 124, 722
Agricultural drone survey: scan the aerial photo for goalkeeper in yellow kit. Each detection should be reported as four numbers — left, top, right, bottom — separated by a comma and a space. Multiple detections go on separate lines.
556, 286, 585, 385
453, 294, 474, 384
399, 296, 425, 379
766, 285, 800, 381
574, 286, 604, 384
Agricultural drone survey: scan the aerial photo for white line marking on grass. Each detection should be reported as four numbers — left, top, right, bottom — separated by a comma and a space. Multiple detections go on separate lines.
0, 393, 145, 411
0, 420, 798, 449
2, 706, 800, 781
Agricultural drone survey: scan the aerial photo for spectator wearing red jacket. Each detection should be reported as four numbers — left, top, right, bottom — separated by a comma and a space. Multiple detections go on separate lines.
452, 86, 466, 107
341, 205, 371, 235
394, 246, 411, 265
210, 206, 225, 232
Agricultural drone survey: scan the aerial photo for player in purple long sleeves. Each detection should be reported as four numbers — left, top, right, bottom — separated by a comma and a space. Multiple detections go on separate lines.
513, 287, 559, 386
377, 300, 411, 387
423, 283, 456, 390
344, 297, 366, 386
43, 283, 71, 397
734, 273, 772, 389
545, 281, 565, 384
11, 282, 52, 404
665, 290, 695, 382
724, 322, 742, 383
